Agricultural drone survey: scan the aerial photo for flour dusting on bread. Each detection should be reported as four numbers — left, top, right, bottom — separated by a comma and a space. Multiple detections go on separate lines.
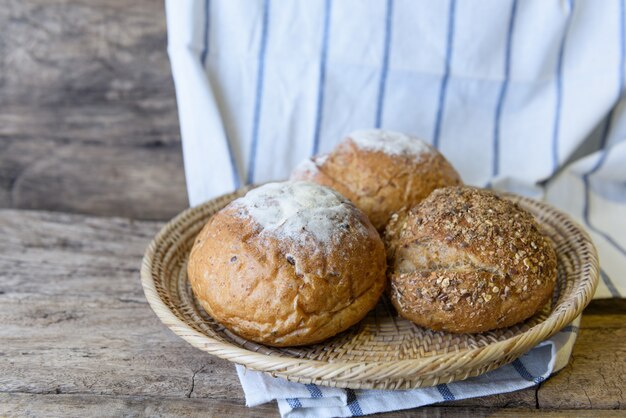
292, 154, 329, 177
349, 129, 433, 158
233, 181, 364, 244
189, 179, 386, 347
292, 158, 319, 176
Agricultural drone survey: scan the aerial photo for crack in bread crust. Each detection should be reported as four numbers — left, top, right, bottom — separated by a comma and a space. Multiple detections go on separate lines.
393, 237, 503, 275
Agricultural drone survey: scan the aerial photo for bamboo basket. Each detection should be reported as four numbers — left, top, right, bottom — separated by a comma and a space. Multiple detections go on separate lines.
141, 187, 599, 390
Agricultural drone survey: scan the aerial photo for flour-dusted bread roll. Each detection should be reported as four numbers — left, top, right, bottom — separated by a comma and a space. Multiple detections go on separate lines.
291, 129, 462, 231
187, 181, 387, 347
384, 186, 557, 334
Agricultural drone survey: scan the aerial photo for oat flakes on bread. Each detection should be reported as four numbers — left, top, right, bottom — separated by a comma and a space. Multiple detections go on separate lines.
290, 129, 462, 231
384, 186, 557, 334
187, 181, 387, 347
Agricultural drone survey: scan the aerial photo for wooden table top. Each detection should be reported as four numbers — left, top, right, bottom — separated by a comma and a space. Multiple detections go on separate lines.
0, 1, 624, 417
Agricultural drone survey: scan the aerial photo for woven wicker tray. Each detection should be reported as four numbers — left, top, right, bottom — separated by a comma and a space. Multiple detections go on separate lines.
141, 187, 599, 390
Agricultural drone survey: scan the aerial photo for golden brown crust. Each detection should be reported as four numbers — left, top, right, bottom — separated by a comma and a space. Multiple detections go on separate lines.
291, 131, 462, 231
187, 182, 387, 347
384, 186, 558, 333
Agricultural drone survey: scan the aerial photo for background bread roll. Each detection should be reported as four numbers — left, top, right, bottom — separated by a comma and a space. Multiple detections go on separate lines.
188, 181, 387, 347
385, 186, 557, 333
291, 129, 462, 230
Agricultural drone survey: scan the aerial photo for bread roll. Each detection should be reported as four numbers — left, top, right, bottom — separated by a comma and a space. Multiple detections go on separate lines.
384, 186, 557, 333
291, 129, 462, 231
187, 181, 387, 347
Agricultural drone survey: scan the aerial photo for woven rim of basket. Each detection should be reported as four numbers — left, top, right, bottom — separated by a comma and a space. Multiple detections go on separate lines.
140, 189, 599, 385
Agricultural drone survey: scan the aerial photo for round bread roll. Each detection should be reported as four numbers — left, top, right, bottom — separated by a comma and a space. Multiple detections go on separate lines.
384, 186, 557, 334
187, 181, 387, 347
291, 129, 462, 231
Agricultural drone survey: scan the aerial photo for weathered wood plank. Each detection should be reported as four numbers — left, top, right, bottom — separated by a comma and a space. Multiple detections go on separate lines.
1, 394, 623, 418
0, 209, 623, 415
0, 210, 243, 400
0, 0, 189, 219
0, 394, 278, 418
1, 0, 175, 113
538, 327, 625, 410
580, 299, 626, 328
536, 299, 625, 410
1, 139, 188, 220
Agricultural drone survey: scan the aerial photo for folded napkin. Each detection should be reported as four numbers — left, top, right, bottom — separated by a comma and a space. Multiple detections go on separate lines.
237, 319, 580, 418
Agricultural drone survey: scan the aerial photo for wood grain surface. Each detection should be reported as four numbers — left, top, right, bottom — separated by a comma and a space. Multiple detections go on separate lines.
1, 0, 624, 416
0, 0, 188, 220
0, 209, 624, 417
2, 395, 623, 418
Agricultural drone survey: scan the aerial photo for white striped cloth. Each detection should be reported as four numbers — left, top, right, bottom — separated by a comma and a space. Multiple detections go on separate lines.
165, 0, 625, 415
237, 324, 578, 417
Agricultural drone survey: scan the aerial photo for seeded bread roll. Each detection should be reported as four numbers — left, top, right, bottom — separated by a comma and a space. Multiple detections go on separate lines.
384, 186, 557, 334
291, 129, 462, 231
187, 181, 387, 347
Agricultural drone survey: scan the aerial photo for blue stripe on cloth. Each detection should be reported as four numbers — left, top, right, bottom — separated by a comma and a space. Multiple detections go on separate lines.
224, 132, 241, 189
599, 109, 616, 153
285, 398, 302, 409
581, 155, 624, 296
599, 0, 626, 148
200, 0, 210, 66
346, 389, 364, 416
375, 0, 394, 129
581, 156, 625, 296
512, 359, 544, 384
311, 0, 332, 155
247, 0, 270, 184
583, 167, 626, 259
432, 0, 457, 148
305, 384, 323, 398
436, 383, 455, 401
600, 268, 621, 297
492, 0, 518, 176
560, 325, 580, 334
551, 0, 574, 171
199, 0, 239, 187
578, 0, 625, 297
